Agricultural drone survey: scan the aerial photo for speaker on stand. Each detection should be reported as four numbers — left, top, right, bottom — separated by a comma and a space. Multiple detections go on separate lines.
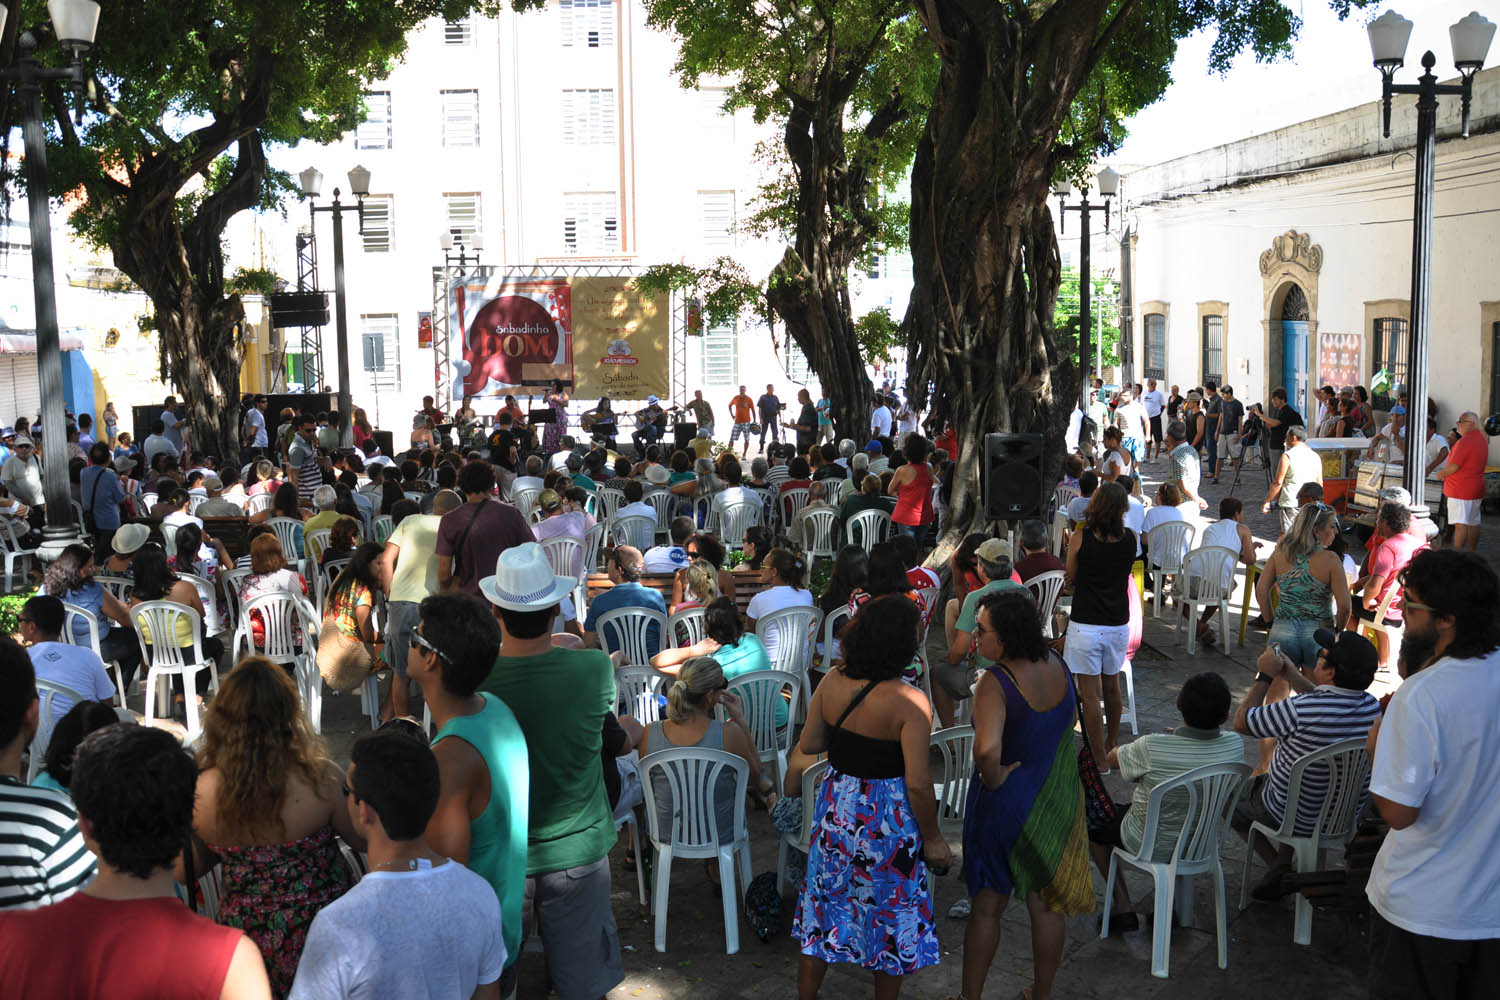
984, 433, 1045, 520
673, 422, 698, 452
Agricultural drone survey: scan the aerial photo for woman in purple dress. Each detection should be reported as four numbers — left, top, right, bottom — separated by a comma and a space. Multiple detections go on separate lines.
542, 379, 569, 455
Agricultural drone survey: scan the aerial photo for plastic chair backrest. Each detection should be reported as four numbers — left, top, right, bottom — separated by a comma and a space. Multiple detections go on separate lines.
1136, 761, 1250, 867
160, 522, 180, 556
819, 604, 852, 673
609, 514, 655, 552
316, 558, 352, 612
138, 492, 158, 512
220, 567, 250, 631
539, 534, 586, 581
779, 488, 810, 527
848, 508, 891, 552
718, 500, 761, 551
1146, 520, 1197, 572
1183, 545, 1239, 602
1277, 737, 1371, 842
639, 747, 749, 855
373, 514, 395, 544
93, 574, 133, 602
825, 478, 851, 506
238, 591, 316, 663
305, 528, 333, 565
177, 572, 222, 635
187, 495, 207, 515
61, 602, 104, 656
644, 489, 676, 529
245, 493, 273, 516
795, 507, 838, 558
595, 606, 667, 667
931, 725, 975, 830
793, 758, 830, 849
723, 669, 799, 762
131, 600, 207, 668
616, 665, 666, 723
30, 679, 87, 782
582, 521, 608, 573
1053, 485, 1081, 513
667, 606, 707, 648
756, 605, 821, 676
595, 487, 625, 522
267, 517, 305, 561
692, 495, 719, 534
1023, 570, 1067, 629
513, 487, 541, 520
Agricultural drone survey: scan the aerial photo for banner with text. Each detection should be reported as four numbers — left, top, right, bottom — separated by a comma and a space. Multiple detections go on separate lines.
447, 276, 573, 400
570, 277, 670, 400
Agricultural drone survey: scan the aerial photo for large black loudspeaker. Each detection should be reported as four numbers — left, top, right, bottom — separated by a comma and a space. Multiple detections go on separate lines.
673, 422, 698, 452
984, 433, 1044, 520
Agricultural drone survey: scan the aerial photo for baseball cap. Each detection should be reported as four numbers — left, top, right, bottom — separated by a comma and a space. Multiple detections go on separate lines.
975, 538, 1012, 562
14, 436, 33, 448
1312, 628, 1379, 683
1377, 486, 1412, 508
537, 489, 562, 512
865, 440, 883, 453
1391, 404, 1406, 415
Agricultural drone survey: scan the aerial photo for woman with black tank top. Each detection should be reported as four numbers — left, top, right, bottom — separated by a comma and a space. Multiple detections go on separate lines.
1064, 481, 1136, 760
792, 595, 950, 997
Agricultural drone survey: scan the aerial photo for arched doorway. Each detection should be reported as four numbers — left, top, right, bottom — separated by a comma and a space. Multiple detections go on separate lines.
1280, 285, 1311, 420
1259, 230, 1322, 417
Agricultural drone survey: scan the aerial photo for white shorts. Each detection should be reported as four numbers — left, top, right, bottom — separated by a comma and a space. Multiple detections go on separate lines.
1064, 621, 1130, 676
1447, 497, 1483, 526
1217, 434, 1239, 459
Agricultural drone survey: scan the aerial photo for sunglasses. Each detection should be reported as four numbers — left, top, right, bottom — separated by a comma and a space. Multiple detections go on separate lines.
411, 628, 449, 663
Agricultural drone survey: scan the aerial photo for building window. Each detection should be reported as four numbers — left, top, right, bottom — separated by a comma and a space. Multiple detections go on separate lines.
561, 89, 616, 146
444, 193, 481, 246
441, 89, 480, 147
1371, 316, 1407, 410
697, 190, 735, 259
865, 254, 885, 281
1201, 315, 1224, 386
702, 323, 737, 387
355, 91, 392, 150
784, 342, 813, 384
697, 87, 733, 143
443, 18, 473, 45
562, 193, 619, 254
361, 196, 393, 253
560, 0, 614, 48
1143, 313, 1166, 381
360, 314, 401, 392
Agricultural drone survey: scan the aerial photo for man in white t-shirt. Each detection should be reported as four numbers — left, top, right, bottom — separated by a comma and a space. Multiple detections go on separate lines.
1367, 406, 1408, 463
1113, 389, 1151, 464
641, 517, 693, 574
1141, 378, 1167, 460
20, 597, 116, 717
241, 394, 269, 453
613, 480, 656, 523
1189, 497, 1259, 643
289, 729, 506, 1000
1364, 549, 1500, 998
870, 398, 893, 439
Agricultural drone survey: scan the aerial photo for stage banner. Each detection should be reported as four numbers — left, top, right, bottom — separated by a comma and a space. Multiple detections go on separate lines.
571, 277, 669, 400
448, 275, 573, 400
1317, 331, 1361, 391
417, 311, 433, 349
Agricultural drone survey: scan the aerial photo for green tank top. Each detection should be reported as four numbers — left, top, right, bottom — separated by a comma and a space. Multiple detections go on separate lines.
434, 694, 530, 969
1275, 550, 1332, 622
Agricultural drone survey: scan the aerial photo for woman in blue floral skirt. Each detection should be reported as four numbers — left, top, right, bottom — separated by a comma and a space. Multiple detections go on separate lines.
793, 595, 951, 998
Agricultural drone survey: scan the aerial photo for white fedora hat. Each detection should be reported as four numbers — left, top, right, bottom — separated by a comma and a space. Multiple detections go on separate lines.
479, 542, 575, 611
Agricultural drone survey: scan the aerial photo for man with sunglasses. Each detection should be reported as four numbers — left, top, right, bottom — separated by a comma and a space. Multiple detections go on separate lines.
407, 593, 529, 999
1, 436, 44, 528
1232, 627, 1379, 902
286, 413, 323, 509
1365, 549, 1500, 998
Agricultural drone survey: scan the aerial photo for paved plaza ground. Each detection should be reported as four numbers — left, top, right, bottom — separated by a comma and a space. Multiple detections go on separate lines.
306, 445, 1493, 998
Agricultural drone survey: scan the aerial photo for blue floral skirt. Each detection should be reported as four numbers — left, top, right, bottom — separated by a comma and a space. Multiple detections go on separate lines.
793, 767, 939, 974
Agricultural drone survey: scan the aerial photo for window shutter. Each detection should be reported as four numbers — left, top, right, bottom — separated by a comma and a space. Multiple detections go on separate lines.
441, 90, 480, 147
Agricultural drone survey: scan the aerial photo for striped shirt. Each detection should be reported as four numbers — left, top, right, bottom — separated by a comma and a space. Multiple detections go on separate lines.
1246, 686, 1380, 835
1117, 727, 1247, 860
0, 777, 96, 910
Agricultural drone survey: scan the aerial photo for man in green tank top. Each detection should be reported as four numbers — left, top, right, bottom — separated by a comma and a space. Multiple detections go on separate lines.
410, 593, 530, 997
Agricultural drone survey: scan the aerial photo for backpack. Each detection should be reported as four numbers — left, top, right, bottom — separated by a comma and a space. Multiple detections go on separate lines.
743, 871, 783, 943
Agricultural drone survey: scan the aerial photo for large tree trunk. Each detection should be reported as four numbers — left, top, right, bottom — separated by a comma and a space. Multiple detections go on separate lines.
766, 247, 872, 442
906, 2, 1111, 558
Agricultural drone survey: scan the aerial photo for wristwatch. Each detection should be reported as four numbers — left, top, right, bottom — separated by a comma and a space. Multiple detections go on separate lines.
1253, 672, 1275, 685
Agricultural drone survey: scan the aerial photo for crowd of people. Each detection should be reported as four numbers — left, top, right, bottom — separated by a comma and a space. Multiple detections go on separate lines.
0, 375, 1495, 1000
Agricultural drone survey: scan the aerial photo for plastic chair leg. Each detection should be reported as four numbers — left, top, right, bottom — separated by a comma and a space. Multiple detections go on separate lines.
1100, 854, 1120, 938
1292, 841, 1317, 945
1151, 868, 1176, 978
1213, 863, 1230, 969
776, 839, 789, 898
1176, 874, 1195, 927
1238, 825, 1259, 910
719, 848, 740, 954
653, 845, 673, 952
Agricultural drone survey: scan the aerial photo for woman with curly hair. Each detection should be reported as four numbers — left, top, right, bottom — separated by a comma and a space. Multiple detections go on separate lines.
40, 542, 140, 685
184, 656, 362, 997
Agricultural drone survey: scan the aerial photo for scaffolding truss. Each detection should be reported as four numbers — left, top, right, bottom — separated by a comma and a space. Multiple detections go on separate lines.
296, 226, 324, 392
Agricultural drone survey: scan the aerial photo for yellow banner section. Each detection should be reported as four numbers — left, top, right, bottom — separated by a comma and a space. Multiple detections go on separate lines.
570, 278, 669, 400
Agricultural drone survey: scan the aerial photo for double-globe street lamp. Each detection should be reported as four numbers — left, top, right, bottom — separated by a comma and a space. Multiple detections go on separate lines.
297, 164, 372, 449
1054, 166, 1120, 408
1367, 9, 1495, 511
0, 0, 100, 550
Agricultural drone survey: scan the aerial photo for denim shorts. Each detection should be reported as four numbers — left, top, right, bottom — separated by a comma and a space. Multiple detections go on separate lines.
1267, 618, 1322, 671
384, 600, 421, 676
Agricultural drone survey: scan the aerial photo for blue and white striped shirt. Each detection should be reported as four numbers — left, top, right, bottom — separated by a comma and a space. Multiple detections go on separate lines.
1246, 686, 1379, 835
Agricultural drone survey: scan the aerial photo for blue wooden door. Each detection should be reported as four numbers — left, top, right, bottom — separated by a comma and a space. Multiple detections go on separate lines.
1282, 321, 1310, 422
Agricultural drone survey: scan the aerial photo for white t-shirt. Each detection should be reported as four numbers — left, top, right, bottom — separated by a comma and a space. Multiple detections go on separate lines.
163, 510, 205, 531
288, 858, 506, 1000
159, 409, 184, 449
1142, 389, 1166, 418
245, 407, 268, 448
1117, 401, 1150, 440
745, 585, 813, 665
29, 642, 116, 718
870, 406, 893, 437
1141, 505, 1186, 567
615, 500, 655, 522
898, 409, 919, 437
1065, 407, 1082, 453
1367, 648, 1500, 939
1423, 432, 1448, 474
1065, 495, 1090, 524
641, 545, 688, 573
1200, 518, 1246, 588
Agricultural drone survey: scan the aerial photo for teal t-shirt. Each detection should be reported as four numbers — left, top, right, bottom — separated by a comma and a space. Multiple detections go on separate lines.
955, 579, 1027, 668
433, 694, 529, 969
480, 647, 615, 875
713, 633, 786, 729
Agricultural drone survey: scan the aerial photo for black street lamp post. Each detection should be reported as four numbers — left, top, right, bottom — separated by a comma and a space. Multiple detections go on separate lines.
1367, 9, 1494, 510
0, 1, 101, 551
440, 232, 483, 270
1055, 166, 1119, 408
298, 165, 372, 449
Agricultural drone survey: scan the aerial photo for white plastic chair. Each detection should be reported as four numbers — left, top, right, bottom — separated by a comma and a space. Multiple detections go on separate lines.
245, 493, 274, 517
825, 478, 851, 507
595, 606, 668, 667
1145, 520, 1197, 618
667, 606, 707, 648
1023, 570, 1067, 639
723, 668, 799, 794
847, 508, 891, 553
159, 521, 180, 556
615, 665, 667, 724
643, 489, 676, 541
582, 521, 608, 573
61, 602, 127, 707
28, 679, 87, 782
372, 514, 395, 543
93, 574, 133, 602
539, 534, 586, 583
691, 495, 720, 535
776, 757, 829, 897
187, 494, 208, 516
816, 605, 852, 675
930, 725, 975, 837
1100, 761, 1251, 978
138, 491, 158, 512
233, 591, 321, 728
177, 572, 225, 638
1239, 738, 1371, 946
595, 487, 625, 522
1050, 509, 1070, 557
1354, 578, 1404, 670
608, 514, 656, 552
718, 500, 761, 552
794, 507, 838, 562
267, 517, 305, 562
219, 567, 250, 634
756, 605, 821, 678
778, 488, 810, 528
314, 557, 352, 615
512, 487, 541, 521
1053, 484, 1081, 514
1179, 546, 1238, 652
130, 600, 221, 739
305, 527, 333, 565
639, 747, 753, 954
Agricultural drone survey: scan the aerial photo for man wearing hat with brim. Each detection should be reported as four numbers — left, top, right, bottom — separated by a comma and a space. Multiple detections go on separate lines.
1233, 627, 1380, 901
476, 543, 624, 999
630, 395, 665, 456
1, 436, 46, 529
938, 537, 1026, 727
0, 427, 14, 470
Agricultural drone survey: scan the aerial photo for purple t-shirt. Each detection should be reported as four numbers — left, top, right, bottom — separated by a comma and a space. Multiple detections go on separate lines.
436, 500, 533, 595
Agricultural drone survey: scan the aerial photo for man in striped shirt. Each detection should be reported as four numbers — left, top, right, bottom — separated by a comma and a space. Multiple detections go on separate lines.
1233, 628, 1380, 901
0, 638, 96, 909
